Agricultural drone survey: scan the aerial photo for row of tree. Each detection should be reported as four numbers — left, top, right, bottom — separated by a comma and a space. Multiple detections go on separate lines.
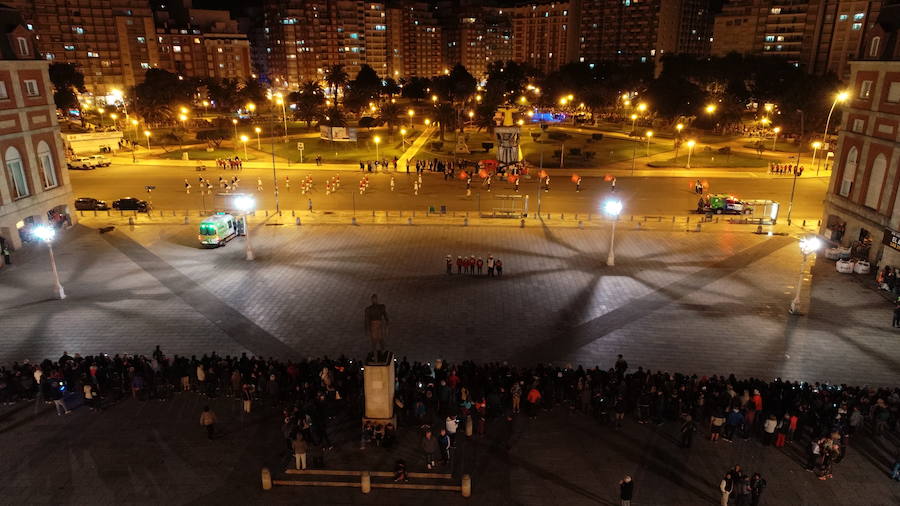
50, 54, 843, 138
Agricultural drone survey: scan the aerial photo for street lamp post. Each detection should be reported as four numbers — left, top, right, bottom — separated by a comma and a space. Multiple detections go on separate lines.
789, 236, 822, 314
819, 91, 849, 164
374, 135, 381, 162
408, 108, 414, 129
144, 130, 151, 151
240, 135, 249, 159
811, 141, 823, 176
674, 123, 684, 159
400, 127, 407, 147
630, 113, 638, 132
235, 196, 256, 261
645, 130, 653, 157
787, 110, 805, 225
772, 126, 781, 150
686, 139, 696, 169
32, 225, 65, 299
604, 199, 623, 266
276, 94, 288, 140
255, 126, 262, 150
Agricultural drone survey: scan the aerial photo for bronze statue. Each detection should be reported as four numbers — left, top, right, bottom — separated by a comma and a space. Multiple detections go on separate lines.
364, 293, 389, 355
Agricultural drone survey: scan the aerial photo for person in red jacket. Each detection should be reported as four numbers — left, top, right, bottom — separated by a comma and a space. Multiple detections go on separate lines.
526, 385, 542, 419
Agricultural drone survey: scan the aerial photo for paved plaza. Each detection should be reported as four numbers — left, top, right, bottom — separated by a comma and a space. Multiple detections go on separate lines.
1, 219, 898, 386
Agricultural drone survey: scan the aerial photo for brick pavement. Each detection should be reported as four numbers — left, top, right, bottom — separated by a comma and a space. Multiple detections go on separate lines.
1, 221, 898, 385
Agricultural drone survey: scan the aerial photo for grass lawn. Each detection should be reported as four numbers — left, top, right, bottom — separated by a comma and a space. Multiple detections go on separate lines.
268, 126, 415, 164
159, 147, 238, 161
743, 140, 809, 154
522, 128, 671, 168
647, 149, 770, 168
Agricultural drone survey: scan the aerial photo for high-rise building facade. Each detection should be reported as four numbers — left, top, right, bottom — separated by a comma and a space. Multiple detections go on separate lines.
439, 8, 513, 79
0, 6, 75, 251
712, 0, 881, 80
821, 2, 900, 265
6, 0, 157, 97
578, 0, 713, 65
509, 1, 579, 74
386, 1, 443, 78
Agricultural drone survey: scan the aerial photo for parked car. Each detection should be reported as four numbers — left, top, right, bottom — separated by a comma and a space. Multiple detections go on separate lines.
74, 197, 109, 211
87, 155, 112, 167
67, 157, 98, 170
112, 197, 150, 212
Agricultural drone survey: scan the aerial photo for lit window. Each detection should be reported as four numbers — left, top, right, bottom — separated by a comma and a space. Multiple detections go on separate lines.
375, 25, 386, 30
26, 23, 33, 30
350, 33, 358, 39
5, 147, 29, 198
140, 62, 150, 69
37, 141, 57, 189
765, 35, 775, 42
173, 45, 182, 52
854, 13, 864, 20
45, 53, 54, 60
194, 38, 200, 43
73, 26, 84, 34
87, 51, 99, 58
859, 79, 873, 99
136, 36, 145, 43
770, 7, 781, 14
24, 79, 39, 96
839, 14, 848, 21
64, 45, 75, 50
217, 47, 223, 53
852, 23, 862, 30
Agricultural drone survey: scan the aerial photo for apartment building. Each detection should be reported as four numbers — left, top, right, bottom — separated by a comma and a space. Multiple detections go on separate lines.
154, 7, 252, 81
386, 1, 443, 78
821, 1, 900, 265
509, 2, 578, 74
0, 5, 74, 252
578, 0, 713, 64
712, 0, 881, 80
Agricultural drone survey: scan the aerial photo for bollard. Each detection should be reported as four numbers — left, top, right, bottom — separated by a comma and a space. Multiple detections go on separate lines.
463, 217, 468, 226
292, 210, 295, 217
361, 471, 371, 494
672, 216, 676, 223
261, 468, 272, 491
756, 225, 763, 234
686, 216, 690, 223
561, 213, 564, 220
715, 217, 719, 223
695, 223, 702, 232
408, 217, 413, 225
372, 209, 375, 217
128, 216, 134, 226
183, 216, 189, 225
461, 474, 472, 498
296, 217, 301, 226
265, 210, 269, 216
351, 216, 357, 225
636, 222, 642, 230
546, 213, 550, 220
520, 218, 525, 228
802, 219, 806, 227
578, 220, 584, 229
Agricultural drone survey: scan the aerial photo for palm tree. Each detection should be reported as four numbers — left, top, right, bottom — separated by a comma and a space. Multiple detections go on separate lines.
300, 80, 324, 98
435, 103, 456, 142
379, 103, 401, 135
324, 65, 348, 105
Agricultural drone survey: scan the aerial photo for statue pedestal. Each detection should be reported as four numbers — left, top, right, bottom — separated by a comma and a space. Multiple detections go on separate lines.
363, 351, 395, 427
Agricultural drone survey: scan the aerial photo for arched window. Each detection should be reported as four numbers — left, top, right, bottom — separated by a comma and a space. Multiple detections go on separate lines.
839, 146, 858, 197
36, 141, 57, 188
16, 37, 28, 56
864, 154, 887, 208
5, 146, 29, 198
870, 36, 881, 58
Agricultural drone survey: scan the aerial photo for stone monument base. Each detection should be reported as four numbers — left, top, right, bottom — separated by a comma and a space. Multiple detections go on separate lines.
363, 350, 395, 428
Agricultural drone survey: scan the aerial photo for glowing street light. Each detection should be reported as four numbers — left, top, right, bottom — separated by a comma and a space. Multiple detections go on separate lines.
246, 102, 256, 114
789, 236, 822, 314
764, 103, 774, 113
772, 126, 781, 150
674, 123, 685, 159
519, 96, 527, 104
811, 141, 823, 175
400, 127, 407, 146
32, 225, 65, 299
604, 199, 624, 266
705, 104, 717, 114
686, 139, 696, 169
760, 117, 770, 127
144, 130, 152, 150
424, 118, 431, 127
234, 195, 256, 261
374, 135, 381, 160
232, 118, 238, 151
129, 118, 138, 162
240, 134, 249, 159
630, 113, 638, 131
475, 94, 482, 102
637, 103, 647, 113
817, 90, 850, 167
202, 99, 209, 114
645, 130, 653, 157
254, 126, 262, 149
408, 108, 414, 128
431, 95, 438, 103
559, 97, 568, 107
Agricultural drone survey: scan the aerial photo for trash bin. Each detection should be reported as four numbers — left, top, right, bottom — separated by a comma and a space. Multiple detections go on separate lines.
440, 205, 447, 214
429, 205, 436, 213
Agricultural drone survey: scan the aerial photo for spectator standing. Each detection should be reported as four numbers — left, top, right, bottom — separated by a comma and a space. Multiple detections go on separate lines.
241, 384, 253, 414
293, 435, 308, 470
526, 384, 542, 419
619, 475, 634, 506
719, 472, 734, 506
680, 415, 697, 448
422, 429, 438, 470
750, 473, 766, 506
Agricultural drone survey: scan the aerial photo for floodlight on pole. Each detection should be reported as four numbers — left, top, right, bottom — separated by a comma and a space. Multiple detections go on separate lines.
604, 199, 623, 266
33, 225, 65, 299
686, 139, 696, 169
234, 196, 256, 261
789, 236, 822, 314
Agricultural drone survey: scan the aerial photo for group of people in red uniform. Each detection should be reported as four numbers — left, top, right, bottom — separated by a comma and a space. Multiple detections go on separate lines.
445, 254, 504, 277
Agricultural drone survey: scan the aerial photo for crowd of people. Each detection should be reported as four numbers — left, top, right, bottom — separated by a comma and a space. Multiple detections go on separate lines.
1, 348, 899, 501
445, 254, 504, 276
767, 162, 806, 176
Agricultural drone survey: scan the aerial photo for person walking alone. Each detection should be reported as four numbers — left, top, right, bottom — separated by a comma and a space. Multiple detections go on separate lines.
293, 435, 308, 470
619, 475, 634, 506
200, 405, 217, 439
